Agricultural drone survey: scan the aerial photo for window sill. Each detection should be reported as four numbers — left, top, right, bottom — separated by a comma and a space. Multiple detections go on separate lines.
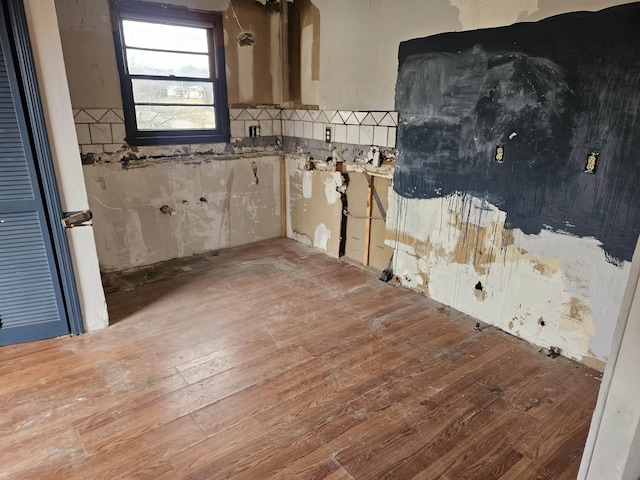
125, 133, 231, 146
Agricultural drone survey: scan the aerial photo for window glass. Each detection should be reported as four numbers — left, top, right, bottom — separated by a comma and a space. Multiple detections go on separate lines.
122, 20, 209, 53
112, 3, 229, 145
126, 49, 210, 78
131, 79, 215, 105
135, 105, 216, 130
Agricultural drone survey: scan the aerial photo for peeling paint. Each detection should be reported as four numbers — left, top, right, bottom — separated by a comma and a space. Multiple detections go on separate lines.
84, 155, 281, 271
286, 154, 343, 257
386, 190, 631, 368
313, 223, 331, 250
302, 170, 313, 198
324, 172, 343, 205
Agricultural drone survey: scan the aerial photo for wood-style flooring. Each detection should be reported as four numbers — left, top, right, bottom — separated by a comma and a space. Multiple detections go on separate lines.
0, 238, 601, 479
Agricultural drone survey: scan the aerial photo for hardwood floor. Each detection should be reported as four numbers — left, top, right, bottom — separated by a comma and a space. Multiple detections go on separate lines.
0, 238, 601, 479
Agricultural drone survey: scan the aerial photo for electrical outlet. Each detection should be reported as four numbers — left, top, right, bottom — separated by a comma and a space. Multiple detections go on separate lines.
495, 145, 504, 163
584, 151, 599, 174
325, 126, 332, 143
249, 124, 260, 138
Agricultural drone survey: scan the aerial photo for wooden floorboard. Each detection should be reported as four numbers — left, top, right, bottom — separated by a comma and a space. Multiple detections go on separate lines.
0, 238, 601, 479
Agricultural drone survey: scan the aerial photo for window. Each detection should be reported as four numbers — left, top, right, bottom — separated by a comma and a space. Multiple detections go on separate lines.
111, 1, 229, 145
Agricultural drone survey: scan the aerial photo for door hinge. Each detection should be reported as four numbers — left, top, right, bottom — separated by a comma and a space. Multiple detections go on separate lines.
61, 210, 92, 229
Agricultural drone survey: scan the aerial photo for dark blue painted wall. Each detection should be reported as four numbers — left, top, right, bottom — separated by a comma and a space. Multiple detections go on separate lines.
394, 3, 640, 262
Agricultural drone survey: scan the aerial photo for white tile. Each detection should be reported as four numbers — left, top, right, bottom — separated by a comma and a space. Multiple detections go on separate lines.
303, 121, 313, 139
323, 111, 337, 122
257, 109, 271, 120
281, 109, 293, 120
230, 120, 245, 138
360, 125, 374, 145
113, 109, 125, 120
313, 122, 324, 141
378, 113, 395, 127
100, 110, 122, 123
75, 124, 91, 144
330, 112, 343, 124
84, 109, 108, 122
344, 113, 359, 125
81, 144, 103, 154
282, 120, 292, 136
353, 111, 368, 124
273, 119, 282, 136
347, 125, 359, 144
361, 113, 377, 126
334, 124, 347, 143
90, 123, 112, 144
294, 120, 304, 138
74, 110, 96, 124
237, 109, 253, 120
316, 112, 329, 123
338, 111, 352, 123
295, 109, 307, 120
260, 119, 273, 136
387, 127, 397, 148
371, 111, 387, 124
301, 111, 313, 122
111, 123, 126, 143
229, 108, 243, 120
247, 109, 262, 119
373, 126, 387, 147
266, 108, 280, 119
72, 109, 80, 116
308, 110, 321, 121
389, 112, 399, 125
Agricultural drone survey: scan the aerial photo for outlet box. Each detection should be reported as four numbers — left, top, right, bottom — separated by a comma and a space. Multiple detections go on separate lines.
584, 151, 599, 174
249, 124, 260, 138
325, 126, 332, 143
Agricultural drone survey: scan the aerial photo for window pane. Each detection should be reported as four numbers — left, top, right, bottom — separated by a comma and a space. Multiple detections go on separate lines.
132, 79, 214, 105
122, 20, 209, 53
126, 49, 209, 77
135, 105, 216, 130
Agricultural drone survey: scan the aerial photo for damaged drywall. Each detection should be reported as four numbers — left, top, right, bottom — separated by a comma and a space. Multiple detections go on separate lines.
390, 4, 640, 367
285, 154, 343, 256
344, 173, 393, 271
386, 192, 630, 369
85, 154, 281, 271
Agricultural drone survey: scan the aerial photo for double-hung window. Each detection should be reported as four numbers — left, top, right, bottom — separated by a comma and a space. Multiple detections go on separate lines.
111, 1, 229, 145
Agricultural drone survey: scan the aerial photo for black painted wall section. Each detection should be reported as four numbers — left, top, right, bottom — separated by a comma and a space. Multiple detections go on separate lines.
394, 4, 640, 261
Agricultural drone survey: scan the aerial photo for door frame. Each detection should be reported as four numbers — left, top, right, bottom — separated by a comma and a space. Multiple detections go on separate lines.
3, 0, 83, 335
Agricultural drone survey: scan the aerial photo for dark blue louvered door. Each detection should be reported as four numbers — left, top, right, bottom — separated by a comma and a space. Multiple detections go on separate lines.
0, 4, 71, 344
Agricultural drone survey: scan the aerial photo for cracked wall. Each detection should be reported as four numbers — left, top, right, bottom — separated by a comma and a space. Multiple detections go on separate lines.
87, 154, 281, 271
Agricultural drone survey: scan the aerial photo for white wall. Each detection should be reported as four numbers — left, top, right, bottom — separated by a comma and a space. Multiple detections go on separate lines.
23, 0, 108, 331
314, 0, 637, 110
580, 236, 640, 479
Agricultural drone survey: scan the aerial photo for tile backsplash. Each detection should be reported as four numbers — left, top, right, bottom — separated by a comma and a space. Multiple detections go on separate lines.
74, 107, 398, 153
230, 108, 398, 148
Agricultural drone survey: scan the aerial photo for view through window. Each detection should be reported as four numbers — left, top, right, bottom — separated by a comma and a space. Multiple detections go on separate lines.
112, 1, 229, 145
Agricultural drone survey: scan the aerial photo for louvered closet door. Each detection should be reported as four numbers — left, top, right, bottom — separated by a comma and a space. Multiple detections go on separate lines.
0, 9, 69, 345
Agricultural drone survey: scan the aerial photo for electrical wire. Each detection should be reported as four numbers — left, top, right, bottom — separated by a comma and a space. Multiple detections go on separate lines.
229, 0, 245, 32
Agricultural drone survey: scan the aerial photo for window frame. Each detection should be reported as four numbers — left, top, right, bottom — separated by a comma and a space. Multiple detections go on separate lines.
110, 0, 230, 146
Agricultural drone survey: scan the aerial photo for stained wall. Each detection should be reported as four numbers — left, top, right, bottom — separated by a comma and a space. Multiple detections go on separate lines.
289, 0, 640, 369
53, 0, 283, 272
